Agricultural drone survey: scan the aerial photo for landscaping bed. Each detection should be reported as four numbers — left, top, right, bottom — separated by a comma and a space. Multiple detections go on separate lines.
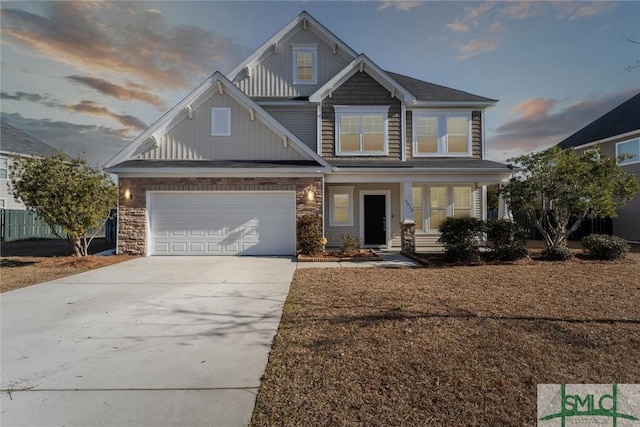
298, 249, 381, 262
251, 254, 640, 426
1, 239, 135, 293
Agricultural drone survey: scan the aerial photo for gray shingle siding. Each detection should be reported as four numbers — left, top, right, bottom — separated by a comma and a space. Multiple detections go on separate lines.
321, 72, 402, 161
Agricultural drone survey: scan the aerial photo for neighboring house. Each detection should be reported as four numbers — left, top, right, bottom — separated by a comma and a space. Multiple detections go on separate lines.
105, 11, 511, 256
0, 122, 59, 209
557, 92, 640, 242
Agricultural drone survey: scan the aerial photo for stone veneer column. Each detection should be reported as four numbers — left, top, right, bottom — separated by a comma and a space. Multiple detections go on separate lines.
401, 220, 416, 254
118, 207, 146, 255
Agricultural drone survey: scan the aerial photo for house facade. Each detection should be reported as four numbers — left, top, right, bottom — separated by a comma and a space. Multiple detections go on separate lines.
105, 11, 511, 256
0, 122, 60, 210
557, 92, 640, 242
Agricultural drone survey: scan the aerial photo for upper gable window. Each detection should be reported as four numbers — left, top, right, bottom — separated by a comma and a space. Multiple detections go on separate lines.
335, 106, 390, 156
616, 139, 640, 166
211, 107, 231, 136
413, 112, 472, 156
292, 44, 317, 85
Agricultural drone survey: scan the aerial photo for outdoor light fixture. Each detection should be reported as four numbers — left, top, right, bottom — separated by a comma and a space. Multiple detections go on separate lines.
124, 189, 133, 201
306, 189, 315, 202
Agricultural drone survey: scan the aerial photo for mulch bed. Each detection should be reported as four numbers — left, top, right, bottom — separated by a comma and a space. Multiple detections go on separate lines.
298, 249, 381, 262
251, 254, 640, 426
1, 239, 135, 293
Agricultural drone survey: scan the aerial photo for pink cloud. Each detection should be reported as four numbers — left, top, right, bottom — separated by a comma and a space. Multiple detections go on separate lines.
456, 39, 498, 60
512, 98, 557, 119
377, 1, 422, 12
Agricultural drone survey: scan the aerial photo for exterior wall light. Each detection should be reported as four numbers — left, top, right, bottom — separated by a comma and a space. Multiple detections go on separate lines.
124, 189, 133, 201
306, 189, 315, 202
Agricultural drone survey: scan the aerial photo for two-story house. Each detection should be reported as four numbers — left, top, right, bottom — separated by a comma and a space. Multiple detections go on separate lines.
558, 92, 640, 242
105, 11, 511, 256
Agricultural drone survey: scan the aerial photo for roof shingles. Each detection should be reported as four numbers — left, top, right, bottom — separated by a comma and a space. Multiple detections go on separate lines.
558, 92, 640, 149
1, 122, 59, 157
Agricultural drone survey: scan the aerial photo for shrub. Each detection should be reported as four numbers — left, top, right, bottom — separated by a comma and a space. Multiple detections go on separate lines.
582, 234, 629, 260
486, 219, 529, 261
297, 215, 323, 255
438, 217, 484, 262
541, 245, 574, 261
494, 243, 529, 261
340, 234, 361, 252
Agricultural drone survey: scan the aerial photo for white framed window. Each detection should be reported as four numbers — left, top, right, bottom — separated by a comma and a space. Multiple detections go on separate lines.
292, 44, 317, 85
335, 106, 389, 156
412, 185, 474, 232
0, 157, 8, 180
329, 186, 354, 226
211, 107, 231, 136
412, 112, 472, 156
616, 139, 640, 166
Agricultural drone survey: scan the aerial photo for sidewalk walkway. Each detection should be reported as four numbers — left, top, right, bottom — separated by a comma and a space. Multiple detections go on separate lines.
296, 251, 420, 269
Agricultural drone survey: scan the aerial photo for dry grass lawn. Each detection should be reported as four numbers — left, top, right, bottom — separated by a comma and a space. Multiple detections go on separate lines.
252, 254, 640, 426
1, 239, 136, 293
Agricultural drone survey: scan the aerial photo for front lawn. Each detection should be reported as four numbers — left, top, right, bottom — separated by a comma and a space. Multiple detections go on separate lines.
251, 255, 640, 426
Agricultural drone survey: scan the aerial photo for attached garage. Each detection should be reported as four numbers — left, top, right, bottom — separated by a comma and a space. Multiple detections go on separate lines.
148, 192, 296, 256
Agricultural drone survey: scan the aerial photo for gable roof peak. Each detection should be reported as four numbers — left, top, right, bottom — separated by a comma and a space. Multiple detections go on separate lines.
309, 54, 416, 103
104, 71, 329, 169
227, 10, 358, 83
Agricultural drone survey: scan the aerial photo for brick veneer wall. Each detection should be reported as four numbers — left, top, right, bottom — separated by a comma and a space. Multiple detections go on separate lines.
117, 176, 323, 255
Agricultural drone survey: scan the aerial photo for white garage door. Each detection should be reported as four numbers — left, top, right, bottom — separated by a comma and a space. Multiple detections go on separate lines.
149, 192, 296, 256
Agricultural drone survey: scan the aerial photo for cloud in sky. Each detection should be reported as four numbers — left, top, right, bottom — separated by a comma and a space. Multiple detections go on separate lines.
377, 1, 422, 12
66, 101, 147, 131
1, 112, 129, 166
456, 39, 498, 60
0, 2, 246, 91
1, 90, 60, 109
2, 91, 147, 134
447, 1, 616, 60
488, 89, 639, 161
66, 75, 167, 109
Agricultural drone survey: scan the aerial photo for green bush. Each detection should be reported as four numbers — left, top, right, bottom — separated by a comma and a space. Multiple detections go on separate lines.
438, 217, 484, 262
494, 243, 529, 261
542, 245, 574, 261
297, 214, 323, 255
582, 234, 629, 260
486, 219, 529, 261
340, 234, 361, 252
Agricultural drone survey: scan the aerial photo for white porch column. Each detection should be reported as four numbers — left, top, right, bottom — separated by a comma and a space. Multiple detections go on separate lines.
401, 180, 414, 223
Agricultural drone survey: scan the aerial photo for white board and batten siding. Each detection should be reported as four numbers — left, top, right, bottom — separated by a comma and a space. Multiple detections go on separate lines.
235, 29, 350, 98
137, 92, 306, 162
148, 192, 296, 256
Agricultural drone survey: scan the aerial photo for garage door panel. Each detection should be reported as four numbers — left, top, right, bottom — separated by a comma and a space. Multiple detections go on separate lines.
150, 192, 296, 256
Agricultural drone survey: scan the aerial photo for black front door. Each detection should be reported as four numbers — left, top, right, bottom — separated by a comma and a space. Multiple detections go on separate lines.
364, 195, 386, 246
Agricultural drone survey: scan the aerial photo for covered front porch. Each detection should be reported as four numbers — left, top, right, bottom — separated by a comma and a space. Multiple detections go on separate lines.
322, 163, 512, 251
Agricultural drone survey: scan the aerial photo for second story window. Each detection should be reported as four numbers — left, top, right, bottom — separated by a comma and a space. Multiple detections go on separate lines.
413, 112, 472, 156
335, 106, 390, 156
292, 44, 317, 85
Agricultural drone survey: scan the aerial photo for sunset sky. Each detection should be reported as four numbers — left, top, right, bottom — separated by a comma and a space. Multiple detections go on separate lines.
1, 1, 639, 165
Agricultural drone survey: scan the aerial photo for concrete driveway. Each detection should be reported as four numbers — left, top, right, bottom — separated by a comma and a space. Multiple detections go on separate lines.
1, 256, 297, 427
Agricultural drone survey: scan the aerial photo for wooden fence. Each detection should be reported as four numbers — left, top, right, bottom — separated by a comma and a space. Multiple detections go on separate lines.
0, 209, 117, 243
